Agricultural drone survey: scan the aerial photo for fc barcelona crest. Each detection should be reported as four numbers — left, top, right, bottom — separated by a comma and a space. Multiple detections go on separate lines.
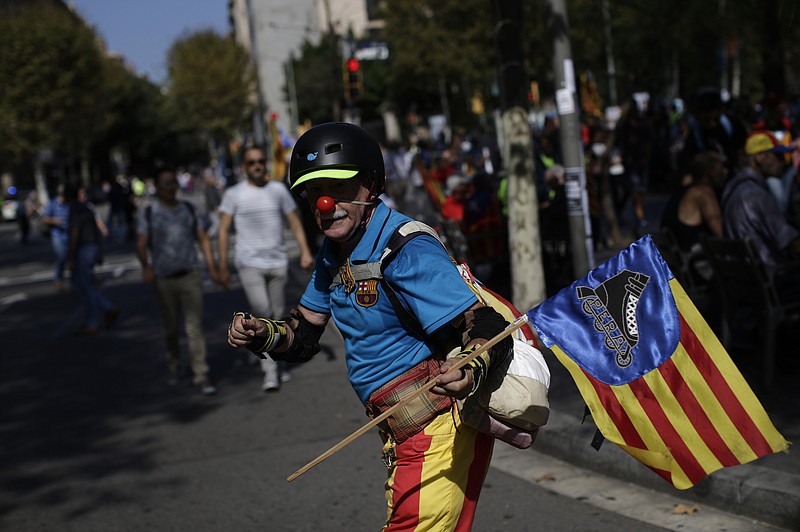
355, 280, 379, 308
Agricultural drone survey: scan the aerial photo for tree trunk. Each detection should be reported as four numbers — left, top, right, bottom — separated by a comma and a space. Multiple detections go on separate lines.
493, 0, 546, 311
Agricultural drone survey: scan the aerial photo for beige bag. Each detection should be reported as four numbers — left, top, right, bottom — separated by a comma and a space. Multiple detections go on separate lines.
454, 337, 550, 436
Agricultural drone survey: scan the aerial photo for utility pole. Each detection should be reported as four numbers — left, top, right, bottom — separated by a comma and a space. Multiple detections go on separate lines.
492, 0, 546, 310
547, 0, 594, 277
602, 0, 618, 107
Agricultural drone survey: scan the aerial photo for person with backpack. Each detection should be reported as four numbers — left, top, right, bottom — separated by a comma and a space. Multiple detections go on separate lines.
136, 167, 219, 395
226, 123, 513, 531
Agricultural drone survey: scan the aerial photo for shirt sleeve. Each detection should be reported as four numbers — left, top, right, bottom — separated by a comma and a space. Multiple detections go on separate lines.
299, 254, 332, 314
218, 186, 236, 216
277, 182, 298, 216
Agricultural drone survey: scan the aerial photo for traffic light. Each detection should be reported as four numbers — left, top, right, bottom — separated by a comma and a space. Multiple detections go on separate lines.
343, 57, 363, 102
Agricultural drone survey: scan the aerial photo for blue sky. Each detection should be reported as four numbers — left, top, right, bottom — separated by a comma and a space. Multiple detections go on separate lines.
68, 0, 230, 84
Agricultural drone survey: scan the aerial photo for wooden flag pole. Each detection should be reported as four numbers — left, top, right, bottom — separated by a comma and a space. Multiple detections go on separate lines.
287, 315, 529, 482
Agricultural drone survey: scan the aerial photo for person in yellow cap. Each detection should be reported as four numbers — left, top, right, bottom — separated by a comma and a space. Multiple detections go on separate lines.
225, 122, 513, 531
721, 130, 799, 301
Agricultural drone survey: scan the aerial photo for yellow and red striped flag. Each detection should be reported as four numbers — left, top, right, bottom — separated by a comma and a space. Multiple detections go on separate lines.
527, 235, 788, 489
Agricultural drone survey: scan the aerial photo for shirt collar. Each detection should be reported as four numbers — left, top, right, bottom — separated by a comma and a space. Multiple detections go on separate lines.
350, 201, 391, 263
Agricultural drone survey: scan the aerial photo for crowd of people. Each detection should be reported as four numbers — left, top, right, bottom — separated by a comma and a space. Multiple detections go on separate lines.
375, 87, 800, 302
15, 85, 799, 409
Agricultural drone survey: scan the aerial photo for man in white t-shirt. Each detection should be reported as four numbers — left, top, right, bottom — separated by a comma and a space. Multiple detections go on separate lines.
218, 146, 314, 391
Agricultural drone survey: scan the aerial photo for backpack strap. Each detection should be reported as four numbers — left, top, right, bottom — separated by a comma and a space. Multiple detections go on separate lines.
379, 221, 445, 271
379, 222, 449, 342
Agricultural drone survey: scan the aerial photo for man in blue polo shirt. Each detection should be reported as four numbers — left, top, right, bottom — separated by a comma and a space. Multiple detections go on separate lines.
226, 122, 511, 531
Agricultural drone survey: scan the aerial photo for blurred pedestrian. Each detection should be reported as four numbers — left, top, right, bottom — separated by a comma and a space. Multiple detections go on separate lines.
66, 184, 118, 336
16, 190, 40, 244
440, 174, 471, 223
679, 87, 748, 181
615, 96, 653, 233
217, 146, 314, 392
661, 150, 727, 254
722, 131, 800, 303
136, 167, 219, 395
105, 176, 130, 243
203, 171, 222, 239
40, 184, 70, 291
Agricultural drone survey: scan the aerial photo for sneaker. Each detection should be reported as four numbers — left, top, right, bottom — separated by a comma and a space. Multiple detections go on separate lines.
201, 383, 217, 396
280, 371, 292, 384
262, 373, 280, 392
104, 308, 120, 329
73, 325, 98, 337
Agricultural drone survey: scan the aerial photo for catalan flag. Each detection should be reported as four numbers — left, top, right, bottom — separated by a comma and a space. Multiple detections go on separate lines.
527, 235, 788, 489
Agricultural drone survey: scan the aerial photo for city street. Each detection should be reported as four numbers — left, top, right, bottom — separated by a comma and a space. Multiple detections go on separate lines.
0, 214, 786, 532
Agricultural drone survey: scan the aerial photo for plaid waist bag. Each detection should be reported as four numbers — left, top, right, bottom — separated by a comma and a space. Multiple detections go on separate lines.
365, 359, 453, 444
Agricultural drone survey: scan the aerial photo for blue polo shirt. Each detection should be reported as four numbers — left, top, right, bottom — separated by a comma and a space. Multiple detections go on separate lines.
300, 202, 478, 403
43, 198, 70, 239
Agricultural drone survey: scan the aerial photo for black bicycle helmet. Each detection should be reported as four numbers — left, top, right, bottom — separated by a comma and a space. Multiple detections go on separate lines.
289, 122, 385, 195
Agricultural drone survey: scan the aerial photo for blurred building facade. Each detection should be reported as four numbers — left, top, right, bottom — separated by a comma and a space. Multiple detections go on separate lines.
228, 0, 380, 139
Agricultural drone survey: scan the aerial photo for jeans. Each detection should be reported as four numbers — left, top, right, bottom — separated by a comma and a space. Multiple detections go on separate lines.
72, 243, 114, 328
51, 233, 69, 282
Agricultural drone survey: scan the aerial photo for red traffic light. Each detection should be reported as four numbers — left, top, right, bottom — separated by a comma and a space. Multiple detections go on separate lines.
346, 58, 360, 73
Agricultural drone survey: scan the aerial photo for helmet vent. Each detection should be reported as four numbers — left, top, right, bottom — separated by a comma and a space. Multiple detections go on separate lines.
325, 143, 343, 154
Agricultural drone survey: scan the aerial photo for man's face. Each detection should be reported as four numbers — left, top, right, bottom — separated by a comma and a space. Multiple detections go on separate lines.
756, 151, 786, 178
305, 178, 371, 242
156, 172, 179, 203
242, 150, 267, 183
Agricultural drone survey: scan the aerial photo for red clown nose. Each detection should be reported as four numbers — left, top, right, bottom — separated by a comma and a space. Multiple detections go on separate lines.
316, 196, 335, 214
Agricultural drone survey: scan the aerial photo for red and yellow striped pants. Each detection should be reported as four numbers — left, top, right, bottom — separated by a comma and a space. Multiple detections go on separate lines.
381, 407, 494, 531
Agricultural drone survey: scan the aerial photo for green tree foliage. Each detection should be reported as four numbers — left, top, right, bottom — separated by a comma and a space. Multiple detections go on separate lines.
0, 6, 106, 174
291, 34, 341, 125
290, 0, 798, 132
166, 30, 256, 143
380, 0, 496, 122
97, 58, 206, 174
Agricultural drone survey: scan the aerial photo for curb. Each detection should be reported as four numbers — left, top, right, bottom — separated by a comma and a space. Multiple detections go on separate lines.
533, 407, 800, 529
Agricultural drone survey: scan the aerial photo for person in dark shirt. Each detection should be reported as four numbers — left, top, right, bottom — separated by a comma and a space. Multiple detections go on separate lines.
66, 184, 118, 336
661, 150, 727, 253
722, 131, 800, 303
